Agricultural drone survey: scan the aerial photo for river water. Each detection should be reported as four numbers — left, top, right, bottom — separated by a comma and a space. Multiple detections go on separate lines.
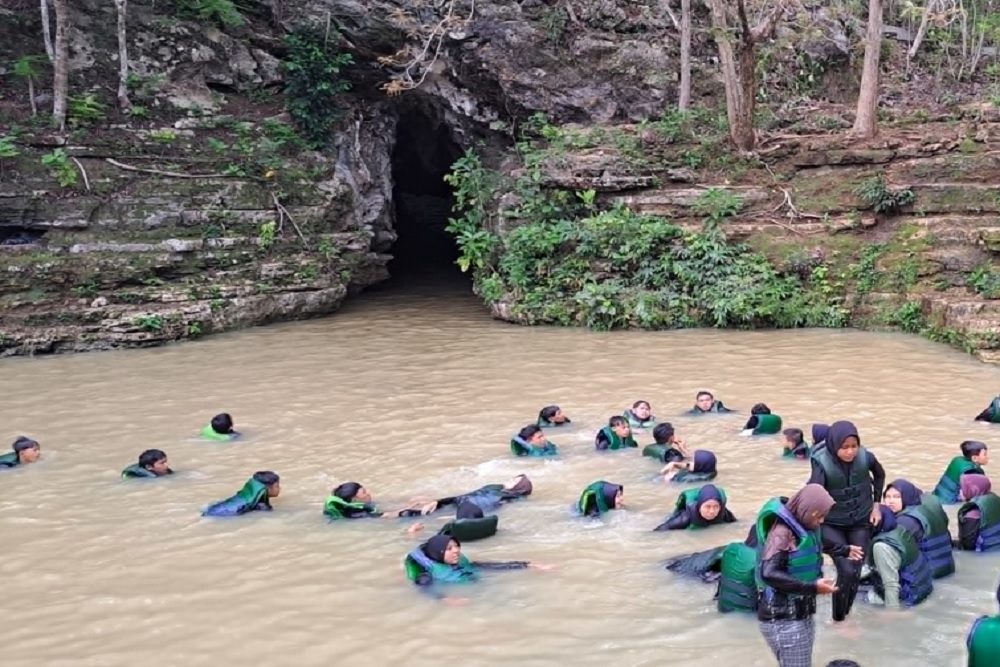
2, 274, 999, 667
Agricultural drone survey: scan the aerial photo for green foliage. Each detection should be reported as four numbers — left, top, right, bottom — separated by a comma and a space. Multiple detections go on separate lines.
283, 25, 354, 148
889, 301, 925, 333
67, 94, 106, 128
967, 264, 1000, 298
134, 315, 164, 332
13, 55, 46, 80
170, 0, 245, 26
258, 221, 277, 250
0, 135, 19, 159
41, 149, 78, 188
444, 149, 500, 273
854, 175, 916, 215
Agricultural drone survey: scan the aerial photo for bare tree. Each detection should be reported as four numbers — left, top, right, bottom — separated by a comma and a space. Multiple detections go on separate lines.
703, 0, 786, 152
51, 0, 69, 130
114, 0, 132, 111
40, 0, 54, 62
679, 0, 692, 110
852, 0, 883, 139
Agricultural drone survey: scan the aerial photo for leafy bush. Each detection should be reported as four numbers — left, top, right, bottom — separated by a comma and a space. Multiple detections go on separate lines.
283, 25, 354, 148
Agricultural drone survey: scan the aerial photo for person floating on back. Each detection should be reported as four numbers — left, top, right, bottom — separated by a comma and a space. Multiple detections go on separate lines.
956, 474, 1000, 553
577, 481, 624, 517
122, 449, 173, 478
417, 474, 533, 516
0, 436, 41, 468
883, 478, 955, 579
654, 484, 736, 531
662, 449, 718, 483
686, 390, 735, 415
200, 413, 240, 441
973, 395, 1000, 423
623, 400, 656, 429
966, 577, 1000, 667
782, 428, 809, 460
642, 422, 688, 463
740, 403, 783, 436
595, 416, 638, 451
537, 405, 571, 428
202, 471, 280, 517
510, 424, 558, 457
933, 440, 989, 504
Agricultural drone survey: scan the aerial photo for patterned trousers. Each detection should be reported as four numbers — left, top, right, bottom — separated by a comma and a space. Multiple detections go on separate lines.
759, 617, 816, 667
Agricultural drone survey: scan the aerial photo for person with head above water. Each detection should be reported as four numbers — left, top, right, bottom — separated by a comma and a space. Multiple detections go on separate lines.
642, 422, 689, 463
973, 394, 1000, 423
808, 420, 886, 621
595, 415, 638, 451
883, 478, 955, 579
661, 449, 718, 483
404, 533, 551, 602
0, 436, 41, 469
510, 424, 558, 457
202, 471, 280, 517
665, 537, 759, 613
323, 481, 428, 533
755, 484, 839, 667
933, 440, 989, 504
122, 449, 173, 478
417, 474, 533, 516
956, 474, 1000, 553
577, 481, 624, 517
782, 428, 809, 460
687, 390, 736, 415
654, 484, 736, 531
740, 403, 784, 437
623, 400, 656, 429
537, 405, 571, 428
200, 413, 240, 441
810, 424, 830, 454
966, 576, 1000, 666
862, 493, 933, 610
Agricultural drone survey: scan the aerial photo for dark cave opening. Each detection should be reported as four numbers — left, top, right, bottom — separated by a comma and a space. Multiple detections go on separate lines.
386, 104, 466, 283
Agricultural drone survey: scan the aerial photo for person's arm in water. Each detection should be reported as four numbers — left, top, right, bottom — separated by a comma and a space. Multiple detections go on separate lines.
419, 496, 460, 515
412, 572, 448, 600
594, 430, 611, 451
871, 542, 903, 609
470, 560, 531, 570
869, 453, 886, 502
653, 511, 691, 531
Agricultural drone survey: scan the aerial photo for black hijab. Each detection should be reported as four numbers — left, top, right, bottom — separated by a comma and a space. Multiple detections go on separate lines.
456, 501, 484, 520
424, 534, 457, 563
333, 482, 362, 502
826, 420, 861, 471
602, 483, 623, 509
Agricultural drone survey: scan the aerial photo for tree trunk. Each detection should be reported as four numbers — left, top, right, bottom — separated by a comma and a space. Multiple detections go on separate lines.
51, 0, 69, 130
115, 0, 132, 111
28, 77, 37, 116
853, 0, 883, 138
908, 0, 936, 60
678, 0, 692, 110
703, 0, 750, 150
40, 0, 55, 62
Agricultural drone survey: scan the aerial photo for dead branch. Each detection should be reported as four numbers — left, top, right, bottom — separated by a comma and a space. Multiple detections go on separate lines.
71, 156, 90, 191
383, 0, 477, 94
271, 191, 307, 244
773, 187, 826, 222
105, 158, 226, 178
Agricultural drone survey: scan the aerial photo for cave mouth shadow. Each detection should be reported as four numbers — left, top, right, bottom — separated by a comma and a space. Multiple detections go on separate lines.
384, 101, 467, 288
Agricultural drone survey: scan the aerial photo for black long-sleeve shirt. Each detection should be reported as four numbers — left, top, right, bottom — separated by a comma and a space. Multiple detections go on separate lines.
807, 452, 886, 503
414, 561, 530, 598
653, 508, 737, 531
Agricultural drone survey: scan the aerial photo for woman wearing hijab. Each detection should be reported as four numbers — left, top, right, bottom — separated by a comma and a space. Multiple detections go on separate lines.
662, 450, 718, 482
884, 479, 955, 578
323, 482, 427, 520
810, 424, 830, 453
957, 474, 1000, 552
577, 481, 624, 517
417, 474, 534, 516
967, 577, 1000, 666
654, 484, 737, 531
862, 500, 933, 609
755, 484, 839, 667
404, 534, 548, 600
808, 420, 886, 621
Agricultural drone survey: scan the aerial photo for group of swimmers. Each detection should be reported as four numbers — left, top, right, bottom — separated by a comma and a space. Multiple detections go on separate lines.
6, 391, 1000, 667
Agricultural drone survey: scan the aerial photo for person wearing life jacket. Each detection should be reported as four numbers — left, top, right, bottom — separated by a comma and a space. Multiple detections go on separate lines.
200, 413, 240, 441
966, 577, 1000, 667
417, 474, 533, 516
577, 481, 624, 517
973, 395, 1000, 423
623, 400, 656, 429
755, 485, 839, 666
642, 422, 688, 463
933, 440, 989, 504
121, 449, 173, 478
957, 474, 1000, 553
782, 428, 809, 460
884, 478, 955, 579
537, 405, 571, 428
510, 424, 558, 457
862, 506, 934, 608
661, 449, 718, 483
665, 539, 758, 613
202, 471, 280, 517
686, 390, 736, 415
595, 416, 638, 451
0, 436, 41, 468
404, 534, 548, 601
437, 501, 499, 542
654, 484, 736, 531
809, 420, 886, 622
323, 481, 428, 524
810, 423, 830, 455
740, 403, 783, 436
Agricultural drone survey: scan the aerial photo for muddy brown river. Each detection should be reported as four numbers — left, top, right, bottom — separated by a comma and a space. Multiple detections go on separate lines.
1, 275, 997, 666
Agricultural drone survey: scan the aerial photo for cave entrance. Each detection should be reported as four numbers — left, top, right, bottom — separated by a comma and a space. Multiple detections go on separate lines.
388, 103, 465, 283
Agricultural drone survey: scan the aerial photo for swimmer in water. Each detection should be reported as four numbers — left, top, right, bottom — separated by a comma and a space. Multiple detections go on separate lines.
510, 424, 558, 457
537, 405, 571, 427
418, 474, 533, 516
623, 400, 656, 428
577, 481, 624, 517
740, 403, 783, 436
0, 436, 41, 468
782, 428, 809, 460
122, 449, 174, 478
202, 471, 280, 517
595, 416, 638, 451
654, 484, 736, 531
324, 481, 427, 534
933, 440, 989, 504
687, 391, 735, 415
201, 413, 240, 441
642, 422, 688, 463
661, 450, 718, 482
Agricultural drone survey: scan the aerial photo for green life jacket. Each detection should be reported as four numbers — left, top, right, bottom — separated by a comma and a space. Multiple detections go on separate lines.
509, 436, 558, 457
991, 397, 1000, 423
200, 425, 236, 441
814, 446, 874, 526
439, 514, 499, 542
599, 426, 638, 450
900, 493, 955, 578
202, 478, 270, 517
623, 409, 656, 429
959, 492, 1000, 553
578, 481, 612, 516
642, 443, 683, 463
121, 464, 157, 479
754, 498, 823, 597
672, 469, 717, 483
870, 526, 934, 607
673, 486, 728, 530
752, 413, 783, 435
323, 495, 374, 520
718, 542, 758, 613
933, 456, 984, 504
967, 615, 1000, 667
0, 451, 20, 468
537, 417, 571, 427
404, 547, 478, 584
